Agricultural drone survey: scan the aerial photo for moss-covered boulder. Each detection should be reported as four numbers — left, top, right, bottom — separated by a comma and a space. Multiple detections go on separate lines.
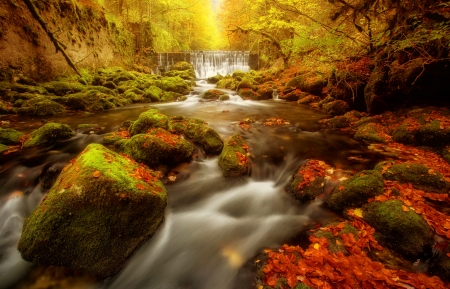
103, 131, 130, 145
23, 123, 75, 148
238, 88, 262, 100
161, 91, 183, 102
284, 73, 325, 96
200, 89, 229, 101
327, 170, 384, 211
66, 90, 124, 111
354, 123, 388, 144
169, 62, 195, 80
362, 200, 434, 259
19, 99, 66, 116
298, 95, 320, 104
377, 162, 450, 193
112, 71, 137, 85
207, 74, 224, 84
287, 160, 330, 202
216, 78, 239, 90
160, 76, 190, 95
143, 86, 163, 102
0, 144, 8, 154
218, 134, 249, 177
43, 81, 85, 96
323, 100, 351, 116
416, 120, 450, 147
313, 223, 358, 254
130, 108, 169, 135
115, 128, 194, 168
184, 119, 223, 154
392, 123, 416, 145
0, 128, 24, 145
11, 84, 48, 95
17, 144, 167, 278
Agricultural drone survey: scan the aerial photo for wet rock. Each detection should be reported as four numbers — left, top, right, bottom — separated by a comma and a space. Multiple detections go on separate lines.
161, 91, 183, 102
184, 119, 223, 154
216, 78, 239, 90
42, 81, 85, 96
130, 108, 169, 135
168, 61, 196, 80
115, 128, 194, 168
18, 97, 66, 116
23, 123, 75, 148
207, 74, 224, 84
284, 72, 325, 96
200, 89, 228, 101
362, 200, 434, 260
287, 160, 330, 202
103, 131, 129, 145
327, 170, 384, 211
218, 134, 249, 177
160, 76, 190, 95
323, 100, 351, 116
354, 123, 388, 143
313, 223, 358, 254
18, 144, 167, 278
65, 90, 127, 111
0, 127, 24, 145
143, 86, 163, 102
280, 89, 303, 101
0, 144, 8, 154
77, 124, 100, 134
237, 88, 262, 100
376, 162, 450, 193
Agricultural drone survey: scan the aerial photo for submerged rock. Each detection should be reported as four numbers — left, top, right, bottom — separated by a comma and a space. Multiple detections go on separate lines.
18, 144, 167, 278
362, 200, 434, 260
327, 170, 384, 211
23, 123, 75, 148
218, 134, 249, 177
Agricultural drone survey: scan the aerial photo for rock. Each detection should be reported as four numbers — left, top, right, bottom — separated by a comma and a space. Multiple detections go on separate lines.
328, 70, 368, 111
18, 144, 167, 278
323, 100, 351, 116
0, 128, 24, 145
218, 134, 249, 177
207, 74, 224, 84
354, 123, 388, 143
362, 200, 434, 260
115, 128, 194, 168
280, 89, 303, 101
216, 78, 239, 90
376, 162, 450, 193
0, 144, 8, 154
19, 98, 66, 116
102, 81, 117, 89
284, 73, 325, 96
327, 170, 384, 211
237, 88, 262, 100
66, 90, 126, 111
77, 124, 100, 134
143, 86, 163, 102
232, 70, 246, 81
313, 223, 358, 254
160, 76, 190, 95
11, 84, 48, 95
112, 71, 137, 84
286, 160, 330, 202
103, 131, 130, 145
168, 61, 195, 80
184, 118, 223, 154
128, 108, 168, 136
23, 123, 75, 148
42, 81, 86, 96
161, 91, 183, 102
200, 89, 228, 101
298, 95, 319, 104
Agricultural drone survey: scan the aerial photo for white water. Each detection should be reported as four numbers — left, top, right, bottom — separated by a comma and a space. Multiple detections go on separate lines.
191, 51, 250, 79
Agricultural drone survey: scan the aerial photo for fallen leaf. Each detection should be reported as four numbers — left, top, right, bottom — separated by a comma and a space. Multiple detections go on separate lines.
353, 208, 363, 218
313, 243, 320, 250
92, 170, 101, 178
402, 205, 409, 212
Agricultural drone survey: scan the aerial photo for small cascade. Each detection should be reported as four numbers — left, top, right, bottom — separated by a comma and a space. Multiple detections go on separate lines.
190, 51, 250, 79
272, 89, 279, 100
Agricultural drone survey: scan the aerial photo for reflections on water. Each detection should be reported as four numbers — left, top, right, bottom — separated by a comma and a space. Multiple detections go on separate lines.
0, 82, 386, 289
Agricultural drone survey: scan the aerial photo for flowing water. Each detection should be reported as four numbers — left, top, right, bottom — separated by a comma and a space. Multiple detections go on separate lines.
0, 82, 386, 289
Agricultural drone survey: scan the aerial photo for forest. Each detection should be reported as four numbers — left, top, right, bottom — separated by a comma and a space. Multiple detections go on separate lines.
1, 0, 450, 289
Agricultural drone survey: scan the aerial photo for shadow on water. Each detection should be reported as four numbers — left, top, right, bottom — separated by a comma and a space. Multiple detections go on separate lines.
0, 83, 388, 289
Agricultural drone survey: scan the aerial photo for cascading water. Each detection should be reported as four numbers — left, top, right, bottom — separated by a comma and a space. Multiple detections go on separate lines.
190, 51, 250, 79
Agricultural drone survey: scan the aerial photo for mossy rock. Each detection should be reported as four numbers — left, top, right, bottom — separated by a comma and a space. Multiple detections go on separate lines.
103, 132, 129, 145
185, 119, 223, 154
66, 90, 120, 111
216, 78, 239, 90
160, 76, 190, 95
323, 100, 350, 116
165, 70, 195, 81
286, 160, 327, 202
17, 144, 167, 278
115, 128, 194, 168
43, 81, 85, 96
86, 85, 117, 96
201, 89, 228, 101
232, 70, 246, 81
125, 91, 144, 103
362, 200, 434, 259
170, 61, 195, 72
377, 162, 450, 193
143, 86, 163, 102
313, 223, 358, 254
284, 73, 325, 96
112, 71, 137, 84
130, 108, 169, 136
19, 99, 66, 116
238, 88, 262, 100
354, 123, 387, 144
102, 81, 117, 89
23, 123, 74, 148
0, 143, 8, 154
443, 147, 450, 164
161, 91, 183, 102
207, 74, 224, 84
218, 134, 249, 177
317, 95, 334, 108
237, 76, 257, 90
429, 256, 450, 282
392, 124, 416, 145
11, 84, 48, 95
298, 95, 319, 104
327, 170, 384, 211
0, 128, 24, 145
324, 115, 351, 128
416, 120, 450, 147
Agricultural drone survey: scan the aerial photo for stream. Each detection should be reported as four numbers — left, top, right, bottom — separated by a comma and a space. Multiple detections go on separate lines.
0, 81, 386, 289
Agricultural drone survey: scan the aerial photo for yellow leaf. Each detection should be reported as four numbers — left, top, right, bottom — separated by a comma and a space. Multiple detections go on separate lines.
313, 243, 320, 250
339, 177, 348, 181
353, 208, 363, 218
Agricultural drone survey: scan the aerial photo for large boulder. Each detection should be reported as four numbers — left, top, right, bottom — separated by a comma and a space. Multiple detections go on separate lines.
327, 170, 384, 211
160, 76, 190, 95
362, 200, 434, 260
18, 97, 66, 116
18, 144, 167, 278
65, 90, 128, 111
218, 134, 250, 177
284, 73, 325, 96
115, 128, 194, 168
129, 108, 169, 136
23, 123, 75, 148
200, 89, 229, 101
0, 128, 24, 145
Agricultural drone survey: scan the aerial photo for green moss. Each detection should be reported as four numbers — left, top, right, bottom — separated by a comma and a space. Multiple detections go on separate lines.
354, 123, 386, 143
201, 89, 228, 101
66, 90, 122, 111
378, 162, 450, 193
232, 70, 246, 81
43, 81, 86, 96
327, 170, 384, 211
160, 76, 190, 95
0, 128, 24, 145
206, 74, 224, 84
112, 71, 137, 85
323, 100, 350, 116
0, 143, 8, 154
143, 86, 162, 102
19, 99, 66, 116
115, 129, 194, 168
103, 132, 128, 145
11, 84, 48, 95
325, 115, 350, 128
216, 78, 239, 90
23, 123, 75, 148
185, 120, 223, 154
85, 85, 117, 96
417, 120, 450, 147
218, 134, 249, 177
238, 88, 262, 100
130, 108, 169, 136
165, 70, 195, 80
287, 162, 325, 202
362, 200, 434, 259
161, 91, 183, 102
392, 124, 416, 145
18, 144, 167, 278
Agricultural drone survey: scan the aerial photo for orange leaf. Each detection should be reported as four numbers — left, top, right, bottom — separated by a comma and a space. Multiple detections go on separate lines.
92, 170, 101, 178
402, 205, 409, 212
339, 185, 345, 191
136, 183, 145, 190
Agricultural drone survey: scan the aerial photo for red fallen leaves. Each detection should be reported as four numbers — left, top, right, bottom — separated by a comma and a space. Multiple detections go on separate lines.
264, 118, 290, 126
239, 122, 251, 130
153, 131, 180, 146
297, 160, 328, 190
262, 220, 446, 289
130, 165, 158, 184
235, 151, 248, 166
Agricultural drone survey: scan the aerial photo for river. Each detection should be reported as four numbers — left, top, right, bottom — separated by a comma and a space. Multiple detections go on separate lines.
0, 81, 386, 289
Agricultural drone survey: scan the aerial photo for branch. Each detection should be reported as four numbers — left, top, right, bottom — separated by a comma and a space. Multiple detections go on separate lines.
23, 0, 81, 76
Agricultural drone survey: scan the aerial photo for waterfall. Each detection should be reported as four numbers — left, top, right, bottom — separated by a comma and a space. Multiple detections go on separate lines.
190, 51, 250, 79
